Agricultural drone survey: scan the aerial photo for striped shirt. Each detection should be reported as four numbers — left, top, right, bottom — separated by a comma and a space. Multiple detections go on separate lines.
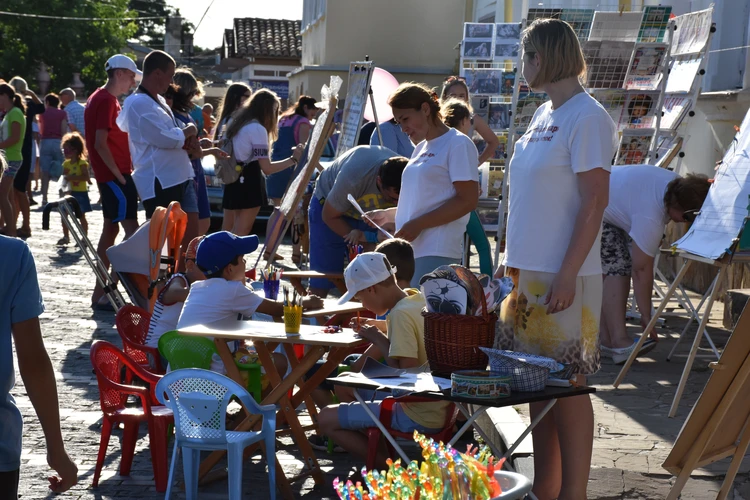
145, 273, 189, 348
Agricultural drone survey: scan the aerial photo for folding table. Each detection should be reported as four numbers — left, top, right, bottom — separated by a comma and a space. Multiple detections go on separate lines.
328, 376, 595, 470
179, 319, 366, 499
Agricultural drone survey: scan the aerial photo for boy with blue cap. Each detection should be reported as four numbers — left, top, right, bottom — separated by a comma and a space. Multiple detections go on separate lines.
177, 231, 323, 374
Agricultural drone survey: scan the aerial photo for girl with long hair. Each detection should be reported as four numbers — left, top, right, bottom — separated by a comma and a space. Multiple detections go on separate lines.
0, 83, 27, 237
222, 89, 303, 235
212, 83, 252, 141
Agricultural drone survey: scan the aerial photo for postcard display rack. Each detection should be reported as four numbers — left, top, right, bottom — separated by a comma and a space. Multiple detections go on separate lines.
480, 6, 690, 268
460, 21, 524, 239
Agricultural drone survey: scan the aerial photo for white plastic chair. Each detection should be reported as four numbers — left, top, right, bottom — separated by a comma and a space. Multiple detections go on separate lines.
155, 369, 277, 500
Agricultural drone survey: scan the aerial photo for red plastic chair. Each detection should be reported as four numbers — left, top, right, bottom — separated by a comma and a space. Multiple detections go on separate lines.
90, 341, 173, 492
365, 396, 460, 470
115, 304, 164, 374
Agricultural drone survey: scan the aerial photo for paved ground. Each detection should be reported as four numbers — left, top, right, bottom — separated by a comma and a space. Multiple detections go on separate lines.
11, 182, 750, 499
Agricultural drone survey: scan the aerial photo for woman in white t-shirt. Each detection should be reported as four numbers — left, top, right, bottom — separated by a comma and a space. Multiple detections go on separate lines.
496, 19, 617, 499
367, 83, 479, 286
600, 166, 710, 364
221, 89, 303, 235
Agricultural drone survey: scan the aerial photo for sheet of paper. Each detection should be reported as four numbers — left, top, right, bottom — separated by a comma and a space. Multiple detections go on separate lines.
347, 193, 394, 239
336, 371, 452, 392
675, 108, 750, 259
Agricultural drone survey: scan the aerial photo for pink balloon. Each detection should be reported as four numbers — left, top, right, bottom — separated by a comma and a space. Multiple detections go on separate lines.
363, 67, 400, 123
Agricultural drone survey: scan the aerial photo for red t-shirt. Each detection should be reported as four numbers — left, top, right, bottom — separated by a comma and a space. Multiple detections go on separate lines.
39, 108, 67, 139
84, 87, 132, 183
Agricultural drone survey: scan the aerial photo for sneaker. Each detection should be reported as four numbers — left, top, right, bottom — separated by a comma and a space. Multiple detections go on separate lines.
307, 434, 344, 453
611, 339, 658, 365
56, 236, 70, 246
600, 345, 614, 358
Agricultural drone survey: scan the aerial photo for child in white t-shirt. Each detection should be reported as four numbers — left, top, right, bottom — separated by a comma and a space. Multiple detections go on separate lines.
176, 231, 323, 378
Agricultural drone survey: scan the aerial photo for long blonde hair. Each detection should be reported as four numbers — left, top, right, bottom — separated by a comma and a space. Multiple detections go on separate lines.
225, 89, 280, 141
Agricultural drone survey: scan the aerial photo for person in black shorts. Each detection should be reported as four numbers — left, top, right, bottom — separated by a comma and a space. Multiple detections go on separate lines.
84, 54, 142, 309
8, 77, 44, 239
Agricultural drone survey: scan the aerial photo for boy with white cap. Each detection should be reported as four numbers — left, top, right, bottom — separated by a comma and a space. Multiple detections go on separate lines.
317, 252, 450, 468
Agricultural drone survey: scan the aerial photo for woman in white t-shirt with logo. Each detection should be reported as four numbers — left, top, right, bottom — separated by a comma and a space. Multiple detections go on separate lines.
367, 83, 479, 286
221, 89, 303, 235
496, 19, 617, 499
600, 166, 710, 364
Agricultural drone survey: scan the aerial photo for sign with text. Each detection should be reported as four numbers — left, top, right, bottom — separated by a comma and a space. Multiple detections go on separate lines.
335, 61, 374, 158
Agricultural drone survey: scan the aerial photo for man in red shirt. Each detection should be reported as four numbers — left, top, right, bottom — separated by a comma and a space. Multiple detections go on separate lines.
85, 54, 142, 310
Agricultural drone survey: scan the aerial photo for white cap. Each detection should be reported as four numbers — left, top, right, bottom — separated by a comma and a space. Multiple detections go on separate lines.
105, 54, 143, 80
338, 252, 397, 305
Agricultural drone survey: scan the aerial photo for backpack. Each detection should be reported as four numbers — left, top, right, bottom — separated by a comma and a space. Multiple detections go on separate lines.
214, 135, 242, 185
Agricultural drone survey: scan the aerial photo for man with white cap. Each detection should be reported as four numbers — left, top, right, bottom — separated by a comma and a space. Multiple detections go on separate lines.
85, 54, 141, 310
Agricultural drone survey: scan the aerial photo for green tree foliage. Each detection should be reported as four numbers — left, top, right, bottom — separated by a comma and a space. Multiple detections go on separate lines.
0, 0, 138, 93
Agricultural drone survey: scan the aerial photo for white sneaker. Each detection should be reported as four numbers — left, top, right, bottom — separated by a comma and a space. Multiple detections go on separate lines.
600, 345, 614, 358
611, 339, 658, 365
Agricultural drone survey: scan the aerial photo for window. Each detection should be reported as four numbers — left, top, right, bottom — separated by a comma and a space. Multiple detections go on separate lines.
479, 13, 496, 23
302, 0, 327, 32
254, 70, 276, 77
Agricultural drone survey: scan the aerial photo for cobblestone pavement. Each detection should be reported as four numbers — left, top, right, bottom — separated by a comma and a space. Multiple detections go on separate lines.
12, 184, 750, 499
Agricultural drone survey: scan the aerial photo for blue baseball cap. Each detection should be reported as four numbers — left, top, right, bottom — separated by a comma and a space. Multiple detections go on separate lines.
195, 231, 259, 277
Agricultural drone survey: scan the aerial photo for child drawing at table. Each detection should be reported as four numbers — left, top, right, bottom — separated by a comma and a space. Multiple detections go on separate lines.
318, 252, 451, 468
176, 231, 323, 382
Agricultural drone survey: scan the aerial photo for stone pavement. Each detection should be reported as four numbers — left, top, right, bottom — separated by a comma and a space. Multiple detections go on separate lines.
11, 184, 750, 499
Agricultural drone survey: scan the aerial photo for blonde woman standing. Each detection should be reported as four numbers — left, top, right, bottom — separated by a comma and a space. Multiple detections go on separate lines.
496, 19, 617, 500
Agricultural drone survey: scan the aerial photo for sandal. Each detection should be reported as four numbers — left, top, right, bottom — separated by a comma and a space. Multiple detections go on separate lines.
16, 227, 31, 239
291, 252, 302, 264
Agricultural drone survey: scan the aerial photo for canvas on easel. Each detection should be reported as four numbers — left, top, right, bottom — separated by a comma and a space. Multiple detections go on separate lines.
614, 105, 750, 417
259, 86, 339, 268
335, 61, 374, 158
662, 302, 750, 500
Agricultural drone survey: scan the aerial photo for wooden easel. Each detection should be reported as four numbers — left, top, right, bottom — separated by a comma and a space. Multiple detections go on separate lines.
613, 247, 750, 417
663, 303, 750, 499
258, 96, 337, 268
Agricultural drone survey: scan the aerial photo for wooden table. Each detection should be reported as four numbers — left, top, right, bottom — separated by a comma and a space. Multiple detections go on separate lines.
283, 270, 346, 296
179, 319, 367, 499
302, 299, 365, 318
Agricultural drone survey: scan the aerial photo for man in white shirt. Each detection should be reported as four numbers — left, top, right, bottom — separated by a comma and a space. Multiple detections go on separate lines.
116, 50, 199, 220
59, 88, 85, 137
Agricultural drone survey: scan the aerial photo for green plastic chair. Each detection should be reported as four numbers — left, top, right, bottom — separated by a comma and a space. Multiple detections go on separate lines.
158, 331, 262, 403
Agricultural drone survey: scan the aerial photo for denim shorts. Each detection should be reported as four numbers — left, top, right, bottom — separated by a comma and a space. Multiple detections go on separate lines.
180, 178, 199, 214
2, 161, 22, 178
308, 196, 373, 290
338, 401, 441, 434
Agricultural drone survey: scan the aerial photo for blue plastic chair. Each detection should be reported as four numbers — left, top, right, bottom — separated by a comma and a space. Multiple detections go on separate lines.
155, 369, 277, 500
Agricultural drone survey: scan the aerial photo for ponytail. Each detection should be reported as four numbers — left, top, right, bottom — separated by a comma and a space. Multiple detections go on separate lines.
12, 94, 26, 113
387, 82, 442, 125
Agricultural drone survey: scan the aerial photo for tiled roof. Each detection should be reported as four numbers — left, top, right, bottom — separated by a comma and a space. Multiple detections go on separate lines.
230, 18, 301, 59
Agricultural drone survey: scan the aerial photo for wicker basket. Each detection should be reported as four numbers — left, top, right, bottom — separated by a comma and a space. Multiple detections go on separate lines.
422, 275, 497, 375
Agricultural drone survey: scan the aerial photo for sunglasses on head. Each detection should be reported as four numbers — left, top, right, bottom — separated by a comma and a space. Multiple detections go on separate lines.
444, 76, 466, 83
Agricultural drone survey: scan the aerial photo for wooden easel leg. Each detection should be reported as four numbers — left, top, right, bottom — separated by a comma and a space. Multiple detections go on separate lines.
614, 260, 693, 388
669, 266, 727, 418
717, 416, 750, 500
666, 466, 694, 500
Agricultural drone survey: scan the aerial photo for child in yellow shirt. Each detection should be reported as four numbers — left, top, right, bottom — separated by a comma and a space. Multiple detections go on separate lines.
58, 132, 90, 246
